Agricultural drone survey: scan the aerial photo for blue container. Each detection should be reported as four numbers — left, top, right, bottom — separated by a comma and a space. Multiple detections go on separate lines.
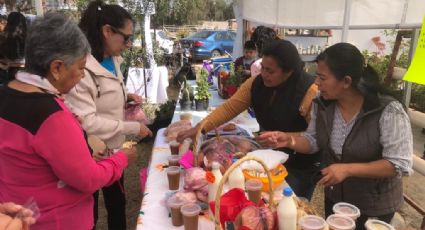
211, 57, 233, 77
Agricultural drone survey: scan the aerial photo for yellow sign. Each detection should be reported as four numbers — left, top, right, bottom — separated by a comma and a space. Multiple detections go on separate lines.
403, 16, 425, 85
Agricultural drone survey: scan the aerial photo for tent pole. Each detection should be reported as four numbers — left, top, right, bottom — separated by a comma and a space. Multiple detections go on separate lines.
341, 0, 352, 42
403, 28, 420, 107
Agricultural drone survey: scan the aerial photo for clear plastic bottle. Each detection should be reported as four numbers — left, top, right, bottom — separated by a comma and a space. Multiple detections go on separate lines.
277, 187, 297, 230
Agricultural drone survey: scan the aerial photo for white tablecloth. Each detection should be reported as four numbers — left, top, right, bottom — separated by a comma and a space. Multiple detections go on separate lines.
135, 81, 259, 230
126, 66, 169, 104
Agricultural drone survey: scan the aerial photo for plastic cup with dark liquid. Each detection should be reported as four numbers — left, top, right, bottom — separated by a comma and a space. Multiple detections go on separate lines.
167, 166, 180, 190
167, 195, 185, 226
169, 140, 180, 155
168, 155, 180, 167
245, 179, 263, 204
332, 202, 361, 220
326, 214, 356, 230
298, 215, 327, 230
180, 203, 201, 230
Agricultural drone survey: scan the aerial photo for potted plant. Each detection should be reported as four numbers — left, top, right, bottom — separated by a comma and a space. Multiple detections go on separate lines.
195, 69, 212, 111
226, 63, 243, 97
179, 79, 192, 111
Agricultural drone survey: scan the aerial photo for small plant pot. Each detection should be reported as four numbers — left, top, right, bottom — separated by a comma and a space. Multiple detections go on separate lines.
226, 85, 238, 97
195, 99, 209, 111
180, 100, 192, 111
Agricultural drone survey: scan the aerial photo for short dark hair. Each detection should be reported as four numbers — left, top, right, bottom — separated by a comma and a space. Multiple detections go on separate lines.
250, 26, 277, 56
262, 40, 303, 73
79, 0, 133, 62
316, 42, 385, 96
244, 40, 256, 50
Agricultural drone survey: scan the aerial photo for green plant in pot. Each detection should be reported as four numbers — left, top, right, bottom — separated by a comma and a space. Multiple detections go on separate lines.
226, 63, 243, 97
180, 79, 192, 111
195, 69, 212, 111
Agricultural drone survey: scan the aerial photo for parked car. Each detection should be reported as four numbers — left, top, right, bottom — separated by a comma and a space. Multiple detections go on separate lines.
180, 30, 236, 61
151, 29, 174, 54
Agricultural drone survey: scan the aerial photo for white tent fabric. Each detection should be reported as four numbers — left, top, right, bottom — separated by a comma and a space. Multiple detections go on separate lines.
238, 0, 425, 28
232, 0, 425, 58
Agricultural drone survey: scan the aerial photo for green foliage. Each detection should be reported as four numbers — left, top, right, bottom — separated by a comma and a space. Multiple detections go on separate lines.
195, 69, 212, 100
180, 80, 191, 101
227, 63, 243, 86
156, 99, 176, 121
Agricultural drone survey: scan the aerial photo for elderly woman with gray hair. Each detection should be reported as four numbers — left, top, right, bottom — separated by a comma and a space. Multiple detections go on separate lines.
0, 13, 136, 230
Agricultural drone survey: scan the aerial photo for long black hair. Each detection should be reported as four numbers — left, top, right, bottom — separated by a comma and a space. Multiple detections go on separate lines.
262, 39, 303, 73
0, 12, 27, 60
79, 0, 132, 62
316, 42, 388, 96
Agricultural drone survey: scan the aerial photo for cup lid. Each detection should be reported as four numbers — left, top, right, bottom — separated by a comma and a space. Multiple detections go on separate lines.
245, 179, 263, 190
326, 214, 356, 230
170, 140, 180, 146
167, 195, 185, 208
333, 202, 360, 219
167, 166, 180, 173
298, 215, 326, 230
180, 203, 201, 216
168, 155, 180, 160
364, 219, 395, 230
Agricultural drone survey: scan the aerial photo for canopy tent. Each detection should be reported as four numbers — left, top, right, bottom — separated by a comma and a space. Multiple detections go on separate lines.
232, 0, 425, 58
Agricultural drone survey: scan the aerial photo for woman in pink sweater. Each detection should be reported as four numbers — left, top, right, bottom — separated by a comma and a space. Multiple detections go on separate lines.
0, 13, 136, 230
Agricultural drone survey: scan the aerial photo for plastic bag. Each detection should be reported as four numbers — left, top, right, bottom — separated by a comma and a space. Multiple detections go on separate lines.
183, 167, 208, 190
241, 150, 289, 172
234, 206, 275, 230
125, 104, 149, 124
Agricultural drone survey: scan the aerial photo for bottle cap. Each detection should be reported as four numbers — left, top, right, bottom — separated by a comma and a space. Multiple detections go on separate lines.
283, 187, 293, 197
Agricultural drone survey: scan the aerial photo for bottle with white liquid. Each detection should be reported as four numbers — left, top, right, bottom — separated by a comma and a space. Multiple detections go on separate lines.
277, 187, 297, 230
228, 160, 245, 190
208, 162, 223, 219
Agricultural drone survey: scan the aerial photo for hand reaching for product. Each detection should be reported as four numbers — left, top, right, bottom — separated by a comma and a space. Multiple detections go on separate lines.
256, 131, 292, 149
138, 124, 153, 139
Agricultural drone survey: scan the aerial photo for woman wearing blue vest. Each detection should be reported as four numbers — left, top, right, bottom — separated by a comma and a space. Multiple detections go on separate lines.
261, 43, 413, 229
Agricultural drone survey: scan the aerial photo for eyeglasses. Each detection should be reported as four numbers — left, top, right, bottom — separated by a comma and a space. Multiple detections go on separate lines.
110, 25, 133, 44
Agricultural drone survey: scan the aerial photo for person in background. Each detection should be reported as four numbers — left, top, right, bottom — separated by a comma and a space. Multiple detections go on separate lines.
234, 40, 257, 82
249, 26, 278, 78
0, 202, 36, 230
0, 12, 26, 83
0, 15, 7, 32
262, 43, 413, 229
0, 13, 136, 230
64, 1, 152, 229
178, 40, 320, 200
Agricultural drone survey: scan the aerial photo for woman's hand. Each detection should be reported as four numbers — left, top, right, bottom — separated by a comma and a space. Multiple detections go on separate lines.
318, 164, 350, 187
0, 202, 36, 230
256, 131, 292, 149
176, 126, 199, 143
121, 146, 137, 165
138, 124, 153, 139
127, 93, 143, 104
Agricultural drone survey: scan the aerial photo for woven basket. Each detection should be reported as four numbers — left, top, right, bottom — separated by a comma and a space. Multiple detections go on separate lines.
213, 156, 276, 230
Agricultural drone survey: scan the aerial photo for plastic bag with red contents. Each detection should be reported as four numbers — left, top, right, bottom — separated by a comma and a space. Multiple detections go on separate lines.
183, 167, 208, 190
125, 104, 149, 124
209, 188, 256, 228
234, 206, 275, 230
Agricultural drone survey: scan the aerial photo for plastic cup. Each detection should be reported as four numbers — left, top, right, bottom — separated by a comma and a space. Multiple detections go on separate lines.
245, 179, 263, 204
326, 214, 356, 230
167, 196, 186, 226
364, 219, 395, 230
169, 140, 180, 155
168, 155, 180, 167
167, 166, 180, 190
333, 202, 361, 220
181, 203, 201, 230
180, 113, 192, 121
299, 215, 327, 230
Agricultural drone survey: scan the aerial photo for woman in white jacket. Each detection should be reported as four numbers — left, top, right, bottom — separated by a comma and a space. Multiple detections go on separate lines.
64, 1, 151, 229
